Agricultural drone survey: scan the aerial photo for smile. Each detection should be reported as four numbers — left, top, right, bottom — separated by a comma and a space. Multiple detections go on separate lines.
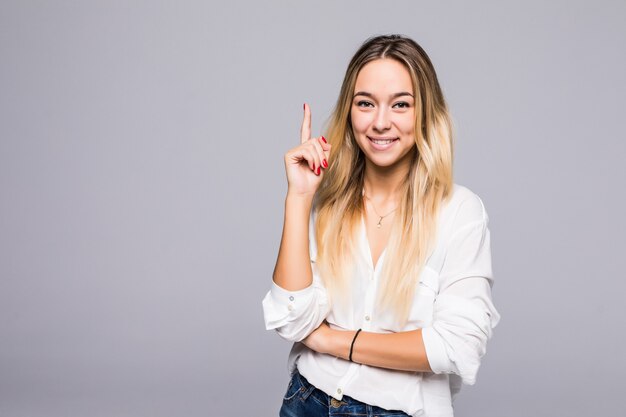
368, 136, 398, 149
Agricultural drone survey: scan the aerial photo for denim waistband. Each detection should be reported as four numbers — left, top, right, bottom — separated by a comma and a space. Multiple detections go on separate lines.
292, 368, 410, 416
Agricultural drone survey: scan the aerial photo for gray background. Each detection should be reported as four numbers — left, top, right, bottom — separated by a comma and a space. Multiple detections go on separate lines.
1, 1, 624, 416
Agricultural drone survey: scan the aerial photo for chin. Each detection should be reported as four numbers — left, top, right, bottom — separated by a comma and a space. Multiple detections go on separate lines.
368, 148, 416, 170
366, 153, 402, 168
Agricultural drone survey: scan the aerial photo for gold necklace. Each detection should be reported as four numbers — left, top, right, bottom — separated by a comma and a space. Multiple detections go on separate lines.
363, 194, 397, 228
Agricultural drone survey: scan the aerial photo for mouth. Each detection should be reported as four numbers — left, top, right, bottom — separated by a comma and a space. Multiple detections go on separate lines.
368, 136, 398, 150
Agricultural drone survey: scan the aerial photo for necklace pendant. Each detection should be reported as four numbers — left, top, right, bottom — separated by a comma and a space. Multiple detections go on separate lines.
377, 217, 383, 228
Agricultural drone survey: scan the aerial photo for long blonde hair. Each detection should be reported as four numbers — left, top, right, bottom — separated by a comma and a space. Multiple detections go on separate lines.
315, 34, 455, 325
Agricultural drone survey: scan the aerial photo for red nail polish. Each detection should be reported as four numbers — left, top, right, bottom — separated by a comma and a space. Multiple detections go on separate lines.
322, 159, 328, 168
316, 166, 321, 175
321, 136, 327, 143
303, 103, 306, 110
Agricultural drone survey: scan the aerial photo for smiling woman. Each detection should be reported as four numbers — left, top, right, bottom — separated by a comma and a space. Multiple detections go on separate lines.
351, 58, 417, 170
262, 34, 500, 417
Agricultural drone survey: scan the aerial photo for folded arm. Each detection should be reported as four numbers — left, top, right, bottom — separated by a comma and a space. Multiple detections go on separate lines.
303, 275, 499, 383
303, 322, 432, 372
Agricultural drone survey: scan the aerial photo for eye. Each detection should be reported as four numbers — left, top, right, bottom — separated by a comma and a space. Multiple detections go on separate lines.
393, 101, 410, 109
356, 100, 374, 108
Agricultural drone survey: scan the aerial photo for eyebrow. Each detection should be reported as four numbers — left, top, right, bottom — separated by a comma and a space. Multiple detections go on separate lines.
353, 91, 415, 99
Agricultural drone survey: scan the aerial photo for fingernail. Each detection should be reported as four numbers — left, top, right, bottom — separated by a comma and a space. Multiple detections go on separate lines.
316, 166, 321, 175
322, 159, 328, 168
303, 103, 306, 110
321, 136, 327, 143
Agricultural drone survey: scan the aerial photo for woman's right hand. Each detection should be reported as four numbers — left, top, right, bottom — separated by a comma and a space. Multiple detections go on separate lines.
284, 103, 332, 197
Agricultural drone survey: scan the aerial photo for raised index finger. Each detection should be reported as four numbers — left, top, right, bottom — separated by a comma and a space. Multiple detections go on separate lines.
300, 103, 312, 144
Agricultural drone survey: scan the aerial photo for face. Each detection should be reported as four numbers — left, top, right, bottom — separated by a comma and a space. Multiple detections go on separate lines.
350, 58, 416, 170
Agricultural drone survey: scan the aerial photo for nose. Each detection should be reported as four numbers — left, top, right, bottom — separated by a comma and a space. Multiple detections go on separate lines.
373, 108, 391, 132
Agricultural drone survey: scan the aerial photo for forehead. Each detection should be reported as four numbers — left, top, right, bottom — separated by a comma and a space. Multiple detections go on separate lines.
354, 58, 413, 93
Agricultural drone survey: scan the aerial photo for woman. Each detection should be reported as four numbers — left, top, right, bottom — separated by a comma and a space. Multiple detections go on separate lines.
262, 34, 500, 417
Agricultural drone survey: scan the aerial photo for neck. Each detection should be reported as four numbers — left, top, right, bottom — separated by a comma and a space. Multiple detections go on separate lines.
363, 153, 413, 204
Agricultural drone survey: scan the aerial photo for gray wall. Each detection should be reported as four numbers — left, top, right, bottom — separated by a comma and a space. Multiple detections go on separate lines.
1, 1, 624, 416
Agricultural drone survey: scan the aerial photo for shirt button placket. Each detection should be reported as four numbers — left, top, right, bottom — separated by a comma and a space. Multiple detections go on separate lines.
363, 266, 376, 330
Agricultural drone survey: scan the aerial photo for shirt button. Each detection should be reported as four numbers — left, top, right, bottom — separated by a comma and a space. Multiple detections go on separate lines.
288, 305, 294, 311
289, 296, 294, 301
336, 388, 342, 395
365, 315, 370, 321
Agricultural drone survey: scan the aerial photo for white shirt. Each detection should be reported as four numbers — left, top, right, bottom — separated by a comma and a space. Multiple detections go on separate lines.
262, 184, 500, 417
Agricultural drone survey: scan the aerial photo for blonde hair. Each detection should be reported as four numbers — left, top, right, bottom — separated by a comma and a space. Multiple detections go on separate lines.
314, 34, 455, 325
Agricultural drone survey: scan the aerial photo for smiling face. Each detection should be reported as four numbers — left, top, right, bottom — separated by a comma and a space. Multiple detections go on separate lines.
350, 58, 417, 170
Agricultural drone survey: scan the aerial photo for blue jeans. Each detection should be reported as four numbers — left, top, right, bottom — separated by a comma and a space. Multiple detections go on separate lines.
279, 368, 410, 417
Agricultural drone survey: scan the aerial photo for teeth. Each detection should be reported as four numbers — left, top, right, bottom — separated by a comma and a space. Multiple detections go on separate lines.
371, 138, 395, 144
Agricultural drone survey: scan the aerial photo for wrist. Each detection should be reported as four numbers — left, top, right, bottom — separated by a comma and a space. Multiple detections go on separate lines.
327, 328, 353, 360
286, 190, 316, 203
284, 193, 314, 220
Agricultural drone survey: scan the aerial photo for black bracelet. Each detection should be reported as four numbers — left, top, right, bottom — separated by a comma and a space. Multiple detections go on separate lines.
349, 328, 362, 362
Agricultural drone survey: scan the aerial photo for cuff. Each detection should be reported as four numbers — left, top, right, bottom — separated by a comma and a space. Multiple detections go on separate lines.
269, 280, 315, 310
421, 326, 453, 375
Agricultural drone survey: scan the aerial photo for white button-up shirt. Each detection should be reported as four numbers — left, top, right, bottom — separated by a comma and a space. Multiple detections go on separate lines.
262, 184, 500, 417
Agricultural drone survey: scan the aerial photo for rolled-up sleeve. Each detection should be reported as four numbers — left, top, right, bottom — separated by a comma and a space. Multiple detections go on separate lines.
262, 270, 329, 342
422, 196, 501, 385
